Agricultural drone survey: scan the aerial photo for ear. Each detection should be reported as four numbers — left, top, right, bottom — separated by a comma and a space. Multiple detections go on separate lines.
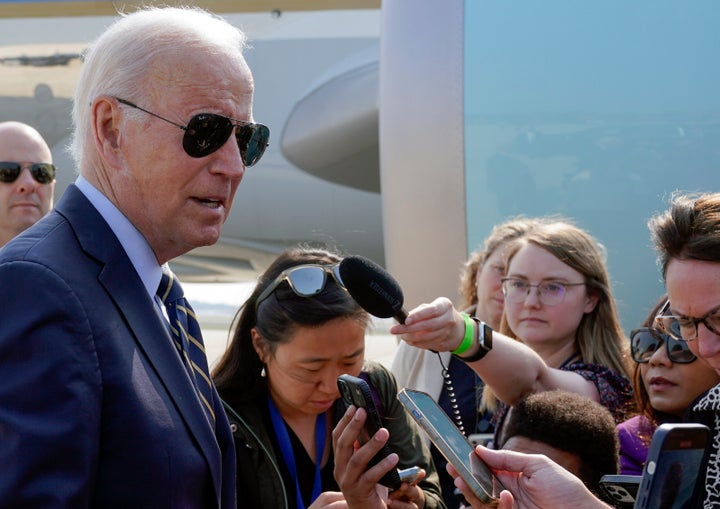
251, 327, 268, 363
92, 95, 123, 166
583, 290, 600, 314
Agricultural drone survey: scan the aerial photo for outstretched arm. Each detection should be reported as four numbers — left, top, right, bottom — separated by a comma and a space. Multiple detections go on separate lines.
390, 297, 600, 406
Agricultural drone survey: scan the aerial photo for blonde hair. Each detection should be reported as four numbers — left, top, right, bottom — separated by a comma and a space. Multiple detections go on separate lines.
481, 221, 631, 412
458, 217, 543, 310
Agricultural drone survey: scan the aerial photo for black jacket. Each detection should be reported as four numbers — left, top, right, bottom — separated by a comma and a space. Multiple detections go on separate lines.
224, 361, 446, 509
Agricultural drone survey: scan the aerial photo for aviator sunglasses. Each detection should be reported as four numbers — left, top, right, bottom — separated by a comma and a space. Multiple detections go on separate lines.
255, 263, 346, 312
116, 98, 269, 166
630, 327, 696, 364
0, 161, 56, 184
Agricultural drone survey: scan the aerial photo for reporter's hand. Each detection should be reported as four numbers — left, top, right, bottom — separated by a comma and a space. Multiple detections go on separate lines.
387, 477, 426, 509
449, 446, 612, 509
307, 491, 347, 508
389, 297, 465, 353
332, 405, 399, 509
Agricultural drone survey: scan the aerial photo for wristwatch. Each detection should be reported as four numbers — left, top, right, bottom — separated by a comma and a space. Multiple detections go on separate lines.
456, 317, 493, 362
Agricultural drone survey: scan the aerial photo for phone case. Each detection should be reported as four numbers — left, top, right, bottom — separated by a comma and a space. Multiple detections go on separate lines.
397, 388, 502, 505
336, 374, 401, 490
634, 423, 710, 509
598, 474, 640, 508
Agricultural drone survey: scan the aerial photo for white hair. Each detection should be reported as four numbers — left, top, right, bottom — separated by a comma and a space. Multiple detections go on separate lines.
69, 6, 248, 166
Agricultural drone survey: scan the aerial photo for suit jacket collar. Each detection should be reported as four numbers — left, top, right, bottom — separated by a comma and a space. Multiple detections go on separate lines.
55, 185, 224, 499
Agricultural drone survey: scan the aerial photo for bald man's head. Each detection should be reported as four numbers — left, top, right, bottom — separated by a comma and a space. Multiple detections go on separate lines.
0, 121, 55, 247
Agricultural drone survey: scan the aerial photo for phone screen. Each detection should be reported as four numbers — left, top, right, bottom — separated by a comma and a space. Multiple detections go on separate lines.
397, 388, 501, 504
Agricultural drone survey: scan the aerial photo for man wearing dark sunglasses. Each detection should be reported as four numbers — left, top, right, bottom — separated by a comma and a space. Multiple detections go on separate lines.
0, 121, 55, 247
0, 7, 266, 509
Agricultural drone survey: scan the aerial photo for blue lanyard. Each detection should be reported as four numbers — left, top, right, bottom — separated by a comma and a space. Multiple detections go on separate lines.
268, 396, 326, 509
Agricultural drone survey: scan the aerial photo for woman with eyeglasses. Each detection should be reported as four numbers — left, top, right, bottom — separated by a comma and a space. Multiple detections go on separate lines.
616, 296, 720, 475
391, 221, 633, 446
392, 217, 541, 509
212, 246, 445, 509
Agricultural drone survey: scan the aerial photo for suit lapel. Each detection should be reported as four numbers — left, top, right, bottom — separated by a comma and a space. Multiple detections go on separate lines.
55, 186, 223, 497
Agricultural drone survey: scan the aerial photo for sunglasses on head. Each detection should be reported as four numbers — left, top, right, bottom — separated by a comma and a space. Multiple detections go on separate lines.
115, 98, 269, 166
255, 263, 346, 312
630, 327, 696, 364
0, 161, 56, 184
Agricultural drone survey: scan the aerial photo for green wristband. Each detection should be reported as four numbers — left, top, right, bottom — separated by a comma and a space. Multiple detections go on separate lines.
452, 313, 474, 355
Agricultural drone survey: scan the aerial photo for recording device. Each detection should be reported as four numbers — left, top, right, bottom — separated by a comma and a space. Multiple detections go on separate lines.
397, 388, 502, 505
633, 423, 710, 509
398, 466, 423, 485
598, 474, 640, 508
338, 255, 408, 323
336, 374, 402, 490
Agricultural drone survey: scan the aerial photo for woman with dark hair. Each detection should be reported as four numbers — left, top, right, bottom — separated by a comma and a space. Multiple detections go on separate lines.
617, 295, 720, 475
212, 245, 445, 509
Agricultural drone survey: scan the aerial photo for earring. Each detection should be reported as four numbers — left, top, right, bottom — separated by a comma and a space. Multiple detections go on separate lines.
260, 366, 266, 378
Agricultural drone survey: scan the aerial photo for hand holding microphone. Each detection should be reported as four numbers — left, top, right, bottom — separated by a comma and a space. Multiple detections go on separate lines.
338, 255, 467, 354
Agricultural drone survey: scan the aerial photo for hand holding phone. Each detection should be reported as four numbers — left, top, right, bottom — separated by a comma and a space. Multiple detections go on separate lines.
337, 374, 402, 490
397, 388, 503, 505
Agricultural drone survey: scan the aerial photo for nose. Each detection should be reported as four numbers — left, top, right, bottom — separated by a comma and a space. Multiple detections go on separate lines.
317, 368, 342, 397
524, 286, 542, 307
210, 134, 246, 180
16, 167, 39, 190
648, 343, 671, 366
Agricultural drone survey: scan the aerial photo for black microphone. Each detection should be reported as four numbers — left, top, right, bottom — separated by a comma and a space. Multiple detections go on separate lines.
339, 255, 408, 324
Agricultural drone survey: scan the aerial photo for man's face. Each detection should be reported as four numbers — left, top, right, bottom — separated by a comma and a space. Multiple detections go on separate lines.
665, 258, 720, 375
0, 127, 54, 245
108, 51, 255, 263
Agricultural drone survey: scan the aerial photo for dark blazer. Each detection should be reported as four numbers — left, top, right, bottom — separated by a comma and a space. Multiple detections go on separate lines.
0, 185, 236, 508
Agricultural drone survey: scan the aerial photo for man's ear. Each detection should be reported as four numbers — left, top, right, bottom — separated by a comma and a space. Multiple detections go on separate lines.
92, 96, 122, 164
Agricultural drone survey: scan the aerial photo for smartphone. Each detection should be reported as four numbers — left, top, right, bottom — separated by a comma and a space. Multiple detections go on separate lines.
634, 423, 710, 509
397, 388, 503, 505
336, 374, 402, 490
598, 474, 640, 508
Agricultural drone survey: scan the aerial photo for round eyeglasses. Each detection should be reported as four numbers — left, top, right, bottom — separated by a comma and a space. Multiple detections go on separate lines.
630, 327, 696, 364
501, 278, 586, 307
654, 300, 720, 342
255, 263, 346, 312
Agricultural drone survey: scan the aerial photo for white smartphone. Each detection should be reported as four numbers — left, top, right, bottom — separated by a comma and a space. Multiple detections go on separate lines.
397, 388, 503, 505
634, 423, 710, 509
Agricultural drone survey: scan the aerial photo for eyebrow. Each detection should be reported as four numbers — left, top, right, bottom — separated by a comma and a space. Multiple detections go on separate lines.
672, 304, 720, 319
504, 275, 576, 283
298, 347, 364, 365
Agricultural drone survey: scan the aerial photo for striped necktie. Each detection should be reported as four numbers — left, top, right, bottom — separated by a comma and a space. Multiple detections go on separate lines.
157, 268, 215, 425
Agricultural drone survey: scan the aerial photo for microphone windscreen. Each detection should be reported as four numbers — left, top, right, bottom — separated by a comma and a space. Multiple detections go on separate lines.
339, 255, 407, 323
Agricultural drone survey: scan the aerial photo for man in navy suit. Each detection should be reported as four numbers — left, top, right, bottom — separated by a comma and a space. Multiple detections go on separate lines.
0, 7, 268, 507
